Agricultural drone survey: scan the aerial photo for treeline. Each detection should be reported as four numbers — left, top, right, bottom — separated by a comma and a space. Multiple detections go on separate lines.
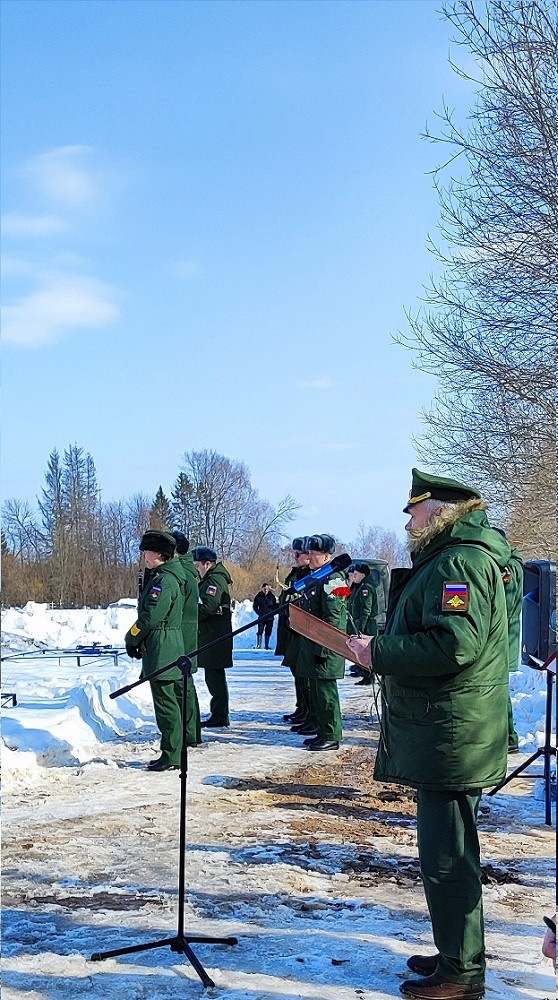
1, 446, 301, 607
2, 445, 409, 609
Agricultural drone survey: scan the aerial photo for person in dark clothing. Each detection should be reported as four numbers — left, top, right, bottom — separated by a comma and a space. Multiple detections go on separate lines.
253, 584, 278, 649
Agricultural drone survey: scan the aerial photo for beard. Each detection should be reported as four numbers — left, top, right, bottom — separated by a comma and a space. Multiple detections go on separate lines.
406, 527, 430, 554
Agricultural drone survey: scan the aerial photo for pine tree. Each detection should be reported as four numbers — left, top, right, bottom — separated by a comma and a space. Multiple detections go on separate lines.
150, 486, 172, 530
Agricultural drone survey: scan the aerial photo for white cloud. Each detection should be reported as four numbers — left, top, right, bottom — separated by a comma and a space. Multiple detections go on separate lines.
2, 274, 120, 348
296, 377, 334, 390
26, 146, 98, 207
2, 213, 68, 237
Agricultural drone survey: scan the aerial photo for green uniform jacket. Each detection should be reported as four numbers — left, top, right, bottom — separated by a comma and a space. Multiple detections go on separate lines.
125, 559, 185, 681
373, 510, 510, 791
275, 565, 310, 667
297, 570, 348, 680
347, 578, 378, 637
504, 547, 523, 672
197, 562, 233, 670
176, 552, 200, 671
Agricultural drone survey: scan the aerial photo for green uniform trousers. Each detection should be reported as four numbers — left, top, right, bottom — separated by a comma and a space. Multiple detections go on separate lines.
203, 668, 230, 726
507, 693, 519, 751
290, 667, 311, 717
307, 677, 342, 741
150, 677, 201, 764
186, 677, 202, 745
416, 788, 485, 985
149, 678, 183, 766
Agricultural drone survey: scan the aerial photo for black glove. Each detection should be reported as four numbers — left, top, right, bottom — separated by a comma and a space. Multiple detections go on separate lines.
126, 644, 142, 660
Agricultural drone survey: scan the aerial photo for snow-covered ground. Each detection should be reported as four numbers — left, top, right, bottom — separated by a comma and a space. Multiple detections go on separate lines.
2, 602, 556, 999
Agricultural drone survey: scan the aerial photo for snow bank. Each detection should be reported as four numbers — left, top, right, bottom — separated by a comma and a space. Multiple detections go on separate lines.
1, 602, 552, 772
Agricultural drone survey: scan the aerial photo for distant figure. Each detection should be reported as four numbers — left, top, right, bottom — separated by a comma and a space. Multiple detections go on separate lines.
253, 584, 278, 649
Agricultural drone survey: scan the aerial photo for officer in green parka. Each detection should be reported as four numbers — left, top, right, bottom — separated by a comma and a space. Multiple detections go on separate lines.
275, 537, 312, 725
172, 531, 202, 747
296, 533, 348, 752
348, 470, 511, 1000
125, 530, 185, 772
192, 546, 233, 728
494, 531, 523, 753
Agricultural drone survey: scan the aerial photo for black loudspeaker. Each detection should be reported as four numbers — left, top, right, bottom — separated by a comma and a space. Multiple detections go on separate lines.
521, 560, 556, 664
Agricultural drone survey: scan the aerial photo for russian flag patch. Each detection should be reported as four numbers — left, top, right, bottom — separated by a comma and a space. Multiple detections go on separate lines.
442, 581, 470, 612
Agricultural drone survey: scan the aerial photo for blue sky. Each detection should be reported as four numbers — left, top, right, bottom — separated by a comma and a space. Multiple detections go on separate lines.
2, 0, 473, 543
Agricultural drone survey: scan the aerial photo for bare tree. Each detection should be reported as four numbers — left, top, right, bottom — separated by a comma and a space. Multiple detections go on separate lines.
398, 0, 556, 556
351, 522, 409, 568
2, 499, 43, 566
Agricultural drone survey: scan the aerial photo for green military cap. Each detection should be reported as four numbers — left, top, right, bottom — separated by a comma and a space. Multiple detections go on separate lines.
139, 529, 177, 558
403, 468, 481, 514
191, 545, 217, 563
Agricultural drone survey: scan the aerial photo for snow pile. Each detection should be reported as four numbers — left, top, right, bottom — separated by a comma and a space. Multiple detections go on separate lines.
1, 603, 552, 772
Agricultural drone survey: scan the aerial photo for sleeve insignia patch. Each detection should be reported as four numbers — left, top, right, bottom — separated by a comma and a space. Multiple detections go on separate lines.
362, 589, 369, 596
206, 585, 218, 596
130, 623, 141, 636
150, 585, 162, 600
443, 581, 470, 612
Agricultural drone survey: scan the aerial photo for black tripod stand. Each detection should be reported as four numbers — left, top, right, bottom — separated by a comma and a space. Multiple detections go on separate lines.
488, 654, 556, 826
91, 656, 238, 987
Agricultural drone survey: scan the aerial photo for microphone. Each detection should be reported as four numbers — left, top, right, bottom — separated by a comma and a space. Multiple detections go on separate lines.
289, 553, 352, 594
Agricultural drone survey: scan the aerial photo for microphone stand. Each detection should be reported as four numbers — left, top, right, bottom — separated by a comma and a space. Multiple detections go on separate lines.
90, 595, 307, 987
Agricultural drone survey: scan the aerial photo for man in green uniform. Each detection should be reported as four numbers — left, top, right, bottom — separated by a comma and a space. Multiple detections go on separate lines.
275, 537, 311, 725
125, 530, 185, 772
296, 533, 348, 752
348, 470, 511, 1000
192, 546, 233, 728
172, 531, 202, 747
500, 537, 523, 753
346, 562, 378, 686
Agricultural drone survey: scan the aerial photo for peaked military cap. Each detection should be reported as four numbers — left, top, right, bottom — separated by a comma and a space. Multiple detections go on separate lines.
292, 536, 309, 552
139, 530, 176, 559
172, 530, 190, 554
191, 545, 218, 563
403, 468, 481, 514
306, 533, 336, 554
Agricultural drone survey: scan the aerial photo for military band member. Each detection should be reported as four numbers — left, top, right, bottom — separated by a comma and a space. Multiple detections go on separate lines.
296, 533, 347, 752
192, 546, 233, 728
125, 530, 184, 771
171, 531, 202, 746
275, 537, 311, 724
346, 561, 378, 686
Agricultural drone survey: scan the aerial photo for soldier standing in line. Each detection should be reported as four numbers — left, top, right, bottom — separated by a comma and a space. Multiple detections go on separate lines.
171, 531, 202, 746
275, 537, 311, 725
348, 469, 511, 1000
492, 529, 523, 753
192, 546, 233, 728
295, 533, 348, 752
125, 530, 184, 772
347, 561, 378, 686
